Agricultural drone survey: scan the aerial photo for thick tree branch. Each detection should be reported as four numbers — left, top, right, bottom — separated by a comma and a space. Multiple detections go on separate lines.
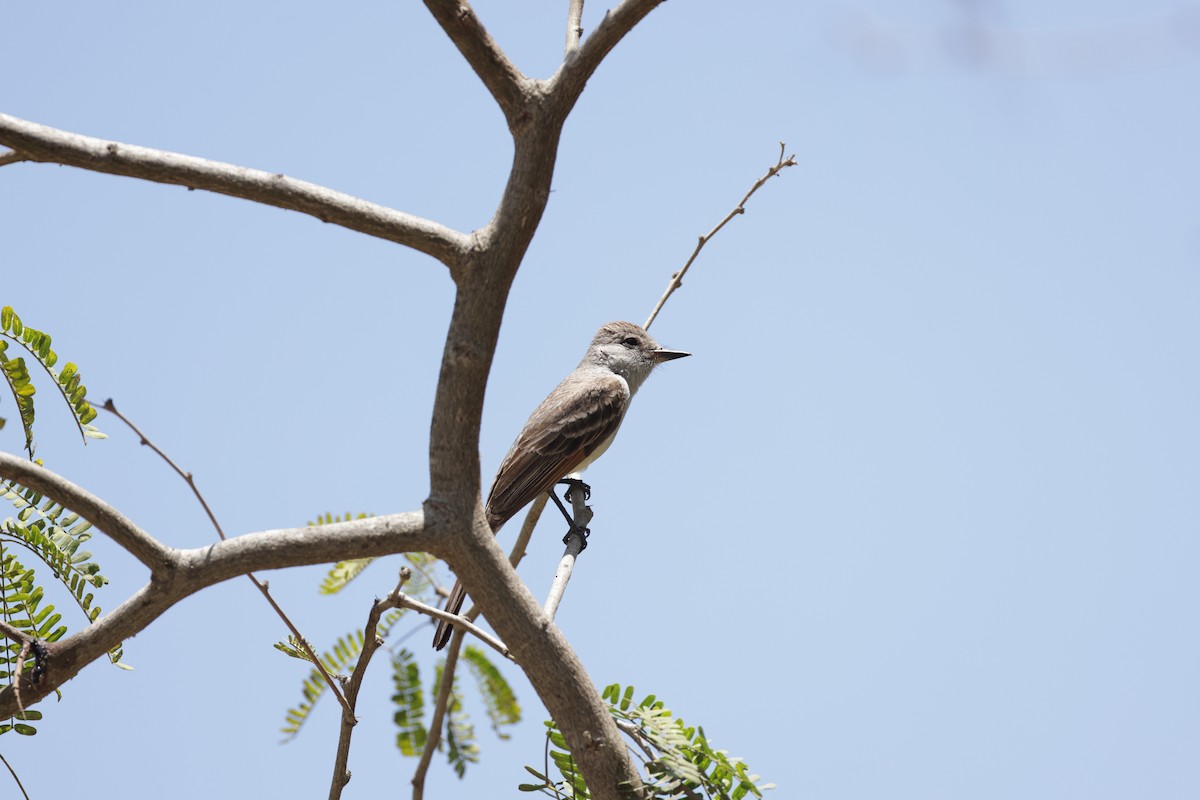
0, 509, 435, 717
0, 451, 173, 572
0, 113, 469, 266
422, 0, 529, 125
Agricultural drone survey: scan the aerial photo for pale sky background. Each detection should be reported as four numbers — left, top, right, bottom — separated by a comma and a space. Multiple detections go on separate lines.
3, 1, 1200, 798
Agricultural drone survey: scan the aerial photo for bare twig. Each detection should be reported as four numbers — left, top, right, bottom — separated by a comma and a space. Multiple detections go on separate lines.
0, 752, 31, 800
565, 0, 585, 56
397, 592, 512, 660
0, 148, 26, 168
644, 142, 797, 330
0, 113, 468, 267
100, 400, 226, 538
94, 400, 354, 720
544, 488, 592, 620
329, 569, 413, 800
411, 626, 466, 800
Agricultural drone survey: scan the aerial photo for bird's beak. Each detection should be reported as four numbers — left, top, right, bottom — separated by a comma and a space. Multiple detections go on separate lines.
651, 348, 690, 363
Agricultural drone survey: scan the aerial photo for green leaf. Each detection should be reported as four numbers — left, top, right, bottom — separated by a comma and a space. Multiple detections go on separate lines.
391, 649, 427, 756
462, 645, 520, 738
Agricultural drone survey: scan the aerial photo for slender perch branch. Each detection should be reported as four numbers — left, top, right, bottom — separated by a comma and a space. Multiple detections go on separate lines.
544, 487, 592, 619
644, 143, 797, 330
0, 113, 469, 266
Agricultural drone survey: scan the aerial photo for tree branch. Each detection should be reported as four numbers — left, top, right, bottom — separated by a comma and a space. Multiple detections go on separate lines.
0, 451, 173, 572
0, 113, 469, 266
0, 148, 27, 168
565, 0, 586, 56
550, 0, 667, 110
411, 625, 465, 800
0, 450, 436, 716
644, 143, 797, 330
329, 569, 412, 800
422, 0, 529, 125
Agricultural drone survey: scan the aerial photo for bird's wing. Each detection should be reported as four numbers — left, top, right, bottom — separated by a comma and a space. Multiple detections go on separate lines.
485, 373, 629, 529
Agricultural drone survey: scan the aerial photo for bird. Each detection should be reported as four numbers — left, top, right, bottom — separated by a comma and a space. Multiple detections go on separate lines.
432, 320, 689, 649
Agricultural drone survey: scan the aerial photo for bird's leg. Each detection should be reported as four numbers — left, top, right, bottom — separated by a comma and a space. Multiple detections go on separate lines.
548, 483, 591, 550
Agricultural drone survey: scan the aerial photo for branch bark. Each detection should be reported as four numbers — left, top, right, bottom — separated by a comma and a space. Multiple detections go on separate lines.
422, 0, 529, 126
0, 113, 469, 266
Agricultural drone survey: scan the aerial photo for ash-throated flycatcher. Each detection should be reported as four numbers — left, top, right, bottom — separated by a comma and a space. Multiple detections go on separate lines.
433, 320, 689, 649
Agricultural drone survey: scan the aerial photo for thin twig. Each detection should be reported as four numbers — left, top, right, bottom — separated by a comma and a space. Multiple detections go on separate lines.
411, 626, 466, 800
565, 0, 585, 56
0, 149, 26, 168
399, 593, 512, 660
95, 399, 354, 719
101, 399, 226, 537
644, 142, 797, 330
329, 569, 412, 800
0, 753, 31, 800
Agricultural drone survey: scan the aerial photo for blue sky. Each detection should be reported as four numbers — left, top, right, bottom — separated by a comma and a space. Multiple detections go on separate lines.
3, 1, 1199, 798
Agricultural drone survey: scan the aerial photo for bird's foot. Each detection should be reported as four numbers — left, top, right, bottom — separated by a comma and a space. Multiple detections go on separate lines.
558, 478, 591, 503
562, 525, 590, 551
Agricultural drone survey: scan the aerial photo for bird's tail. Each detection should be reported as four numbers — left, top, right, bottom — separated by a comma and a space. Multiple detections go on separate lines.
432, 580, 467, 650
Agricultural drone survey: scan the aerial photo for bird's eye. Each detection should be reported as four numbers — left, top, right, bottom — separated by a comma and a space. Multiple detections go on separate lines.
622, 336, 640, 347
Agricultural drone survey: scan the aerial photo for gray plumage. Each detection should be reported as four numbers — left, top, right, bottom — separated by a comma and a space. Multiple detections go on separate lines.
433, 321, 688, 649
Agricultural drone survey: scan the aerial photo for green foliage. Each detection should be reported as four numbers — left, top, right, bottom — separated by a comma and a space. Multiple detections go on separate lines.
311, 512, 377, 594
0, 305, 105, 458
462, 645, 520, 738
391, 648, 427, 755
0, 312, 122, 737
280, 517, 520, 782
277, 629, 364, 741
522, 684, 774, 800
435, 661, 479, 778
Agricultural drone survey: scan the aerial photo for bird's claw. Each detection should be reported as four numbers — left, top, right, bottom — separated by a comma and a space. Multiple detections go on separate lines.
562, 525, 590, 550
559, 478, 591, 503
